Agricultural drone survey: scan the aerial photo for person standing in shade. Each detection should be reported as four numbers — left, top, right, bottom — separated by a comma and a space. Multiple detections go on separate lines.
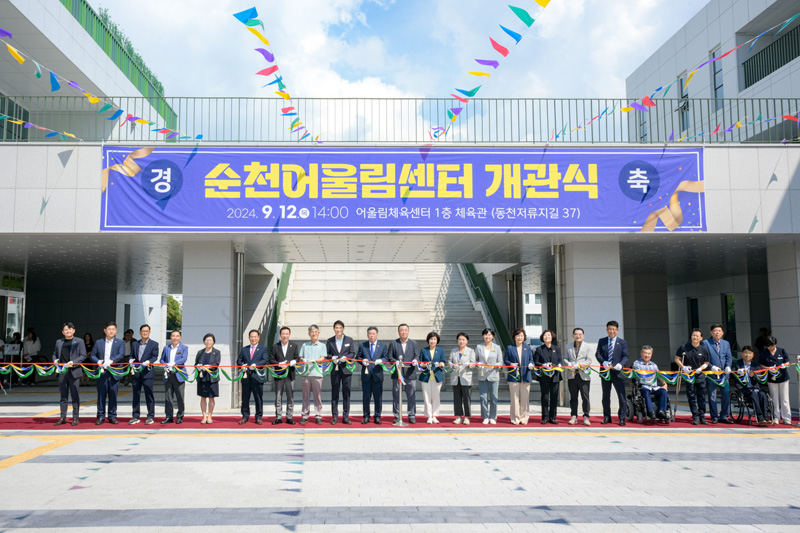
504, 328, 534, 425
534, 329, 562, 425
128, 324, 159, 425
564, 327, 594, 426
760, 336, 792, 424
595, 320, 629, 426
702, 323, 733, 424
389, 323, 420, 424
449, 332, 475, 425
633, 346, 669, 422
237, 329, 269, 425
359, 326, 388, 425
732, 346, 771, 425
475, 328, 502, 425
160, 330, 189, 424
299, 324, 326, 425
269, 327, 298, 425
80, 333, 94, 387
53, 322, 87, 426
89, 321, 125, 425
196, 333, 221, 425
674, 328, 710, 425
21, 328, 42, 386
419, 331, 446, 424
326, 320, 355, 425
120, 329, 135, 387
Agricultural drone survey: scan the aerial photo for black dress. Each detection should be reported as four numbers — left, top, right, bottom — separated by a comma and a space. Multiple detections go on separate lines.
196, 348, 221, 398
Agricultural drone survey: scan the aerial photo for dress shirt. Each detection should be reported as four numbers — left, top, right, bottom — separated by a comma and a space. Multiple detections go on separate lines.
300, 341, 327, 378
633, 359, 660, 390
103, 338, 113, 364
169, 345, 178, 365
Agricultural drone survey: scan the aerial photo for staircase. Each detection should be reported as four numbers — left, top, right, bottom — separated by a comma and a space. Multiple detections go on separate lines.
280, 263, 489, 353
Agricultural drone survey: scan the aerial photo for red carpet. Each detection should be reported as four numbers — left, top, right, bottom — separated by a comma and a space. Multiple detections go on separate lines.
0, 415, 790, 430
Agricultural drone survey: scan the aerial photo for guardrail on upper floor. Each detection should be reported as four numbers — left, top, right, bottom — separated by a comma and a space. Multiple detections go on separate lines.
0, 95, 797, 144
462, 264, 512, 349
266, 263, 293, 347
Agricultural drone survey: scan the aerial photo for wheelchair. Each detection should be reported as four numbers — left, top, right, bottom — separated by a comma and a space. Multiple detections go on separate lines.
731, 385, 774, 426
626, 380, 672, 425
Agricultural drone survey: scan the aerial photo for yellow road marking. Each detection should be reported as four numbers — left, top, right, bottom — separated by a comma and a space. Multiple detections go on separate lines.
33, 391, 131, 418
0, 435, 102, 471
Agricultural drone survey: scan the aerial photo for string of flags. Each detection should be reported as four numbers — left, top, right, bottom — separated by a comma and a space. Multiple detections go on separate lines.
0, 26, 203, 142
432, 0, 551, 139
233, 6, 322, 144
553, 10, 800, 143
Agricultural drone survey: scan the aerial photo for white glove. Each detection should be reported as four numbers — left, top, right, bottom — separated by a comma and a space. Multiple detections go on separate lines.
250, 364, 257, 370
602, 361, 611, 369
781, 363, 788, 369
438, 362, 445, 368
289, 360, 296, 367
67, 361, 74, 367
614, 363, 622, 371
682, 366, 691, 373
711, 366, 721, 372
545, 362, 553, 368
280, 361, 288, 367
375, 359, 382, 365
723, 367, 730, 374
143, 361, 150, 368
103, 361, 111, 369
129, 358, 135, 365
737, 369, 745, 375
527, 363, 534, 370
412, 359, 418, 365
573, 361, 581, 368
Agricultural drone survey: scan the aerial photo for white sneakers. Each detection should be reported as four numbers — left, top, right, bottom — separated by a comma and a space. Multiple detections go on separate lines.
463, 418, 470, 425
568, 416, 577, 425
489, 419, 496, 425
584, 416, 591, 426
453, 417, 462, 424
483, 418, 489, 425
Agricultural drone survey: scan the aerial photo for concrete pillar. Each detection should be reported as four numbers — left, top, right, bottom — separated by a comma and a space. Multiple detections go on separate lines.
766, 242, 800, 411
622, 274, 670, 368
182, 241, 236, 410
562, 241, 624, 414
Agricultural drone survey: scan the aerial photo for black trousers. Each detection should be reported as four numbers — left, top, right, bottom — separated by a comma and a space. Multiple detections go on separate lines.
330, 371, 352, 419
540, 378, 560, 421
453, 383, 471, 417
96, 372, 120, 418
241, 375, 264, 419
362, 378, 383, 419
744, 388, 769, 419
568, 377, 591, 417
131, 373, 155, 419
601, 372, 627, 419
685, 378, 707, 418
164, 374, 185, 419
59, 372, 80, 418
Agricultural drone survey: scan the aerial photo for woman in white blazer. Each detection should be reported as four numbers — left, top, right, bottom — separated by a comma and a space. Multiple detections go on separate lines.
449, 332, 476, 425
563, 327, 595, 426
475, 328, 502, 425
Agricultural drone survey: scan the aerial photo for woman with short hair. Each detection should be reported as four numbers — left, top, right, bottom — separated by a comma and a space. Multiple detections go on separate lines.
196, 333, 221, 425
475, 328, 502, 425
420, 331, 446, 424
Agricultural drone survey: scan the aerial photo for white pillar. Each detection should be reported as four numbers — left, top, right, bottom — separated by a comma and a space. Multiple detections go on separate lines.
562, 241, 624, 415
182, 241, 236, 411
767, 243, 800, 411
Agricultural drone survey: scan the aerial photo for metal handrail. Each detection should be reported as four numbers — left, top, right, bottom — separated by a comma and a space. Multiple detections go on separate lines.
266, 263, 293, 346
462, 264, 512, 349
0, 95, 797, 144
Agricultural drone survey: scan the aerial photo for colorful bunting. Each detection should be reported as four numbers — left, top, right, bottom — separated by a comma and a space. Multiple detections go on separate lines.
247, 27, 270, 46
508, 5, 535, 27
49, 71, 60, 92
641, 96, 656, 107
107, 109, 124, 120
475, 59, 500, 69
6, 43, 24, 64
255, 48, 275, 62
468, 71, 491, 77
455, 86, 482, 98
33, 60, 41, 78
96, 103, 113, 114
500, 25, 522, 44
0, 27, 11, 39
489, 37, 509, 57
257, 65, 279, 76
450, 93, 470, 103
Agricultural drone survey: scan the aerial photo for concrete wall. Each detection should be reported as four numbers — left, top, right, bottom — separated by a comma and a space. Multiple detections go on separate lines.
115, 292, 166, 346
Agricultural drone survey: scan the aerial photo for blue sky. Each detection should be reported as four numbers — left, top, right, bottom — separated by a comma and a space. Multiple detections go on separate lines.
90, 0, 706, 99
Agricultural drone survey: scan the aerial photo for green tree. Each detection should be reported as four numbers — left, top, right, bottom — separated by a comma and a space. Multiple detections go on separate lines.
167, 296, 182, 331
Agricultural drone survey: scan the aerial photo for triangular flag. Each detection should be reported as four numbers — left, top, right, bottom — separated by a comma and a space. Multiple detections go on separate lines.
281, 107, 295, 113
289, 118, 301, 127
508, 5, 535, 27
451, 93, 469, 103
299, 132, 310, 140
49, 71, 60, 92
620, 107, 634, 113
0, 27, 11, 39
82, 92, 100, 104
535, 0, 550, 7
641, 96, 657, 107
233, 7, 258, 23
255, 48, 274, 62
711, 123, 721, 134
668, 131, 675, 142
489, 38, 509, 57
468, 71, 491, 77
6, 43, 24, 64
449, 107, 463, 117
107, 109, 124, 120
96, 104, 113, 115
247, 27, 270, 46
267, 76, 284, 86
245, 19, 265, 30
455, 86, 482, 98
475, 59, 499, 69
683, 69, 697, 89
275, 91, 291, 100
783, 115, 800, 122
630, 102, 648, 112
499, 25, 522, 44
776, 13, 800, 36
257, 65, 279, 76
749, 114, 762, 124
33, 60, 42, 78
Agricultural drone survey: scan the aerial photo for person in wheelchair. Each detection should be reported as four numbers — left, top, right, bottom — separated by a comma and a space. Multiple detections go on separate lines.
731, 346, 770, 425
632, 346, 669, 422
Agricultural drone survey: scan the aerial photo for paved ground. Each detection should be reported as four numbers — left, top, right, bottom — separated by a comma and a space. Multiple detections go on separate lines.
2, 380, 800, 531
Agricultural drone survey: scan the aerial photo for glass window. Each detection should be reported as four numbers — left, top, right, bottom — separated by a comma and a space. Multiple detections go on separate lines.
534, 294, 542, 305
526, 314, 542, 327
711, 48, 724, 110
525, 294, 530, 304
679, 74, 690, 132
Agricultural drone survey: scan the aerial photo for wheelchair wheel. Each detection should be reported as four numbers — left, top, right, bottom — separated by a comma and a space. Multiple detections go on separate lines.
626, 399, 635, 421
636, 411, 643, 424
731, 390, 746, 424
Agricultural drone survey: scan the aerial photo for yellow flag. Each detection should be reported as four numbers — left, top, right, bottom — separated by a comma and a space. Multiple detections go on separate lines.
83, 92, 101, 104
276, 91, 291, 100
247, 27, 270, 46
6, 44, 24, 64
468, 71, 491, 77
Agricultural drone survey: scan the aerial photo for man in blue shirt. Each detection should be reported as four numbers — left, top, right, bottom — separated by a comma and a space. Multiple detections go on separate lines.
702, 323, 733, 424
633, 345, 669, 422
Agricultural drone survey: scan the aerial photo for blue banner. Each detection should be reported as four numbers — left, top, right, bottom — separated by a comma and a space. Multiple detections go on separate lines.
100, 147, 705, 233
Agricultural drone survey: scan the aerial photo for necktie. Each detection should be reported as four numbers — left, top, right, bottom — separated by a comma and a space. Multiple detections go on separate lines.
715, 341, 720, 352
609, 339, 615, 358
370, 344, 375, 359
250, 345, 255, 360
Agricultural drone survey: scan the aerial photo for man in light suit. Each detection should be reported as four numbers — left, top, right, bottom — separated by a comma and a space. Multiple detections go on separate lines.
160, 330, 189, 424
129, 324, 159, 425
702, 323, 733, 424
595, 320, 629, 426
326, 320, 355, 425
359, 326, 389, 425
269, 326, 298, 425
389, 323, 420, 424
238, 329, 269, 425
564, 327, 595, 426
89, 321, 126, 425
53, 322, 87, 426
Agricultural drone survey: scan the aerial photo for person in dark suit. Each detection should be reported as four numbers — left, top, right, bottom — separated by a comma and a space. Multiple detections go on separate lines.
326, 320, 356, 425
595, 320, 629, 426
359, 326, 389, 424
731, 346, 770, 425
160, 330, 189, 424
196, 333, 222, 424
237, 329, 269, 425
269, 326, 298, 425
89, 321, 126, 425
534, 329, 562, 425
53, 322, 87, 426
389, 323, 420, 424
128, 324, 159, 425
504, 328, 535, 425
702, 323, 733, 424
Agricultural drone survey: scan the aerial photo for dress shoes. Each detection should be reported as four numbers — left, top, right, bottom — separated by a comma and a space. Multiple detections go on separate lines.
618, 419, 626, 426
711, 418, 719, 424
549, 419, 559, 425
540, 419, 548, 425
176, 417, 183, 425
95, 418, 105, 426
691, 417, 700, 425
699, 417, 708, 425
238, 417, 249, 425
315, 417, 322, 425
255, 418, 262, 425
161, 418, 174, 424
601, 417, 612, 424
343, 417, 352, 425
409, 418, 416, 424
108, 418, 118, 425
361, 418, 370, 425
374, 417, 381, 425
656, 410, 665, 420
145, 417, 154, 425
720, 418, 734, 424
71, 418, 79, 426
300, 417, 308, 425
286, 418, 295, 425
331, 417, 338, 425
393, 417, 401, 424
272, 418, 283, 425
54, 418, 67, 426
